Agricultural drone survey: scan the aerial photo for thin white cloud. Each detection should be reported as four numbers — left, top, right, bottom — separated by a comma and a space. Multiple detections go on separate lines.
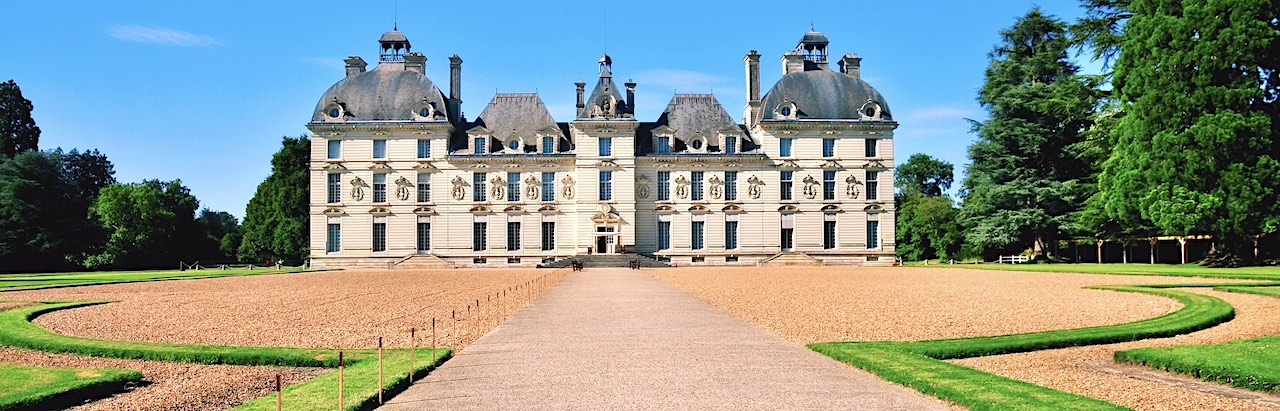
107, 25, 221, 47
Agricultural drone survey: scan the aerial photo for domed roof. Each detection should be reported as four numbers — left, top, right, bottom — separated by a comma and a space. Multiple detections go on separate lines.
799, 30, 829, 46
759, 68, 892, 122
379, 30, 408, 43
312, 62, 449, 122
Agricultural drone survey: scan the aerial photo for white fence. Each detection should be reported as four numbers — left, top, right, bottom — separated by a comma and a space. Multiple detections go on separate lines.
997, 255, 1031, 264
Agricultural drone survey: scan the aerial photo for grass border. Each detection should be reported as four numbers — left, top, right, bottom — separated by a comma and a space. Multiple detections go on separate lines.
0, 364, 143, 411
0, 269, 303, 292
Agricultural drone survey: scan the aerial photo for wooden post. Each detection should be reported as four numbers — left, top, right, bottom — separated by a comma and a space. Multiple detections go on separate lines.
338, 351, 344, 410
276, 374, 282, 411
1097, 239, 1105, 263
451, 310, 456, 349
409, 327, 416, 381
378, 337, 384, 404
432, 317, 437, 363
1150, 238, 1158, 264
1179, 237, 1188, 264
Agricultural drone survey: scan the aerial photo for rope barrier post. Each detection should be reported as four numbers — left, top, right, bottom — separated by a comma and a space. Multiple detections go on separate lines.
276, 374, 282, 411
432, 317, 437, 364
410, 327, 416, 381
338, 351, 344, 410
378, 337, 384, 404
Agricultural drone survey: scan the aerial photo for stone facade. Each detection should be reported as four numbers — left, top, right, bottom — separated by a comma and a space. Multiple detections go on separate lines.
308, 29, 897, 268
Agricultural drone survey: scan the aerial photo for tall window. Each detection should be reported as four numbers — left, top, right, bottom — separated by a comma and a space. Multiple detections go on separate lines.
416, 173, 430, 203
373, 139, 387, 159
417, 222, 430, 252
507, 221, 521, 251
779, 138, 793, 157
867, 219, 880, 249
473, 221, 487, 251
656, 136, 672, 155
866, 171, 879, 200
599, 137, 613, 157
691, 171, 704, 201
823, 217, 837, 249
865, 139, 878, 158
822, 138, 835, 158
781, 214, 795, 251
507, 172, 520, 202
373, 173, 387, 203
724, 136, 737, 155
780, 171, 794, 201
599, 171, 613, 201
372, 222, 387, 252
691, 221, 705, 250
474, 172, 487, 202
326, 222, 341, 253
541, 172, 555, 202
823, 170, 836, 200
658, 221, 671, 250
327, 173, 341, 203
474, 137, 487, 154
327, 139, 341, 159
657, 171, 671, 201
725, 220, 738, 250
542, 136, 556, 154
724, 171, 738, 201
417, 139, 431, 159
541, 221, 555, 250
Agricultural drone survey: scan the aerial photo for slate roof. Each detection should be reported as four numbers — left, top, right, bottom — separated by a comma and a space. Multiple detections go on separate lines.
470, 93, 566, 148
759, 67, 893, 122
579, 76, 630, 119
653, 94, 744, 143
312, 61, 449, 122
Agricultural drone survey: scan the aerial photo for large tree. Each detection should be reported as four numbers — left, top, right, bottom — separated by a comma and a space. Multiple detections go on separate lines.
895, 154, 963, 261
86, 179, 201, 269
196, 208, 240, 261
959, 9, 1102, 258
238, 135, 310, 264
0, 149, 116, 272
895, 153, 955, 198
0, 80, 40, 157
1099, 0, 1280, 266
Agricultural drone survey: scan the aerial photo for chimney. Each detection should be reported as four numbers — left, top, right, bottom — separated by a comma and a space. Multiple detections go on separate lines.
624, 80, 636, 116
575, 81, 586, 116
344, 56, 367, 77
449, 55, 463, 123
404, 53, 426, 74
840, 53, 862, 80
745, 50, 761, 125
783, 51, 805, 75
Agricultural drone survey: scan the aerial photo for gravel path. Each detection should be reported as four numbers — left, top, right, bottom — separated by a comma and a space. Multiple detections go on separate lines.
953, 289, 1280, 411
380, 268, 952, 411
0, 347, 324, 411
651, 266, 1238, 344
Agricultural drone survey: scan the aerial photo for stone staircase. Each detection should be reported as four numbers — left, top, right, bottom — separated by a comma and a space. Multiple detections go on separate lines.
539, 253, 671, 268
392, 254, 454, 270
759, 252, 824, 266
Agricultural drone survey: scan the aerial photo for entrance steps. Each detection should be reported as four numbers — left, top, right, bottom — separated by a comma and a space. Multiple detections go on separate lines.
759, 252, 824, 266
538, 253, 671, 268
392, 254, 453, 270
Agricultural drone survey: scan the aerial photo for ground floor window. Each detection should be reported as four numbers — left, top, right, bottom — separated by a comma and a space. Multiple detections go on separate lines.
326, 223, 340, 253
372, 222, 387, 252
867, 220, 880, 249
725, 221, 738, 250
507, 221, 521, 251
781, 228, 794, 251
691, 221, 705, 250
658, 221, 671, 250
823, 219, 836, 250
473, 222, 487, 251
417, 222, 430, 252
541, 222, 555, 251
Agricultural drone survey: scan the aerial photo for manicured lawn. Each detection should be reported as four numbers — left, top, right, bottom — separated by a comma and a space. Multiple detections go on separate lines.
0, 301, 451, 410
811, 285, 1236, 410
926, 262, 1280, 281
0, 364, 142, 411
0, 268, 300, 291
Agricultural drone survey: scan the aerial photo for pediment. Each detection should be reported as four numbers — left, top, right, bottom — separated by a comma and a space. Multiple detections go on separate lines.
864, 159, 888, 170
688, 204, 710, 214
504, 205, 525, 214
538, 204, 560, 214
651, 125, 677, 135
778, 205, 800, 214
467, 125, 493, 135
413, 162, 439, 172
591, 212, 621, 224
864, 204, 884, 213
722, 204, 744, 214
778, 160, 802, 170
820, 160, 843, 169
470, 163, 492, 171
470, 205, 492, 214
821, 204, 842, 213
654, 204, 675, 214
322, 162, 348, 171
323, 207, 346, 215
369, 161, 393, 171
597, 159, 620, 169
413, 206, 435, 215
369, 207, 392, 215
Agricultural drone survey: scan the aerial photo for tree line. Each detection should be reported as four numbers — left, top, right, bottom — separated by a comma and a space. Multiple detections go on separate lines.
0, 80, 308, 273
896, 0, 1280, 267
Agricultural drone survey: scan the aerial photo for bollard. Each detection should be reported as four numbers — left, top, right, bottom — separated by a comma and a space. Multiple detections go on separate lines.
431, 317, 437, 364
378, 337, 384, 404
409, 327, 416, 381
276, 374, 282, 411
338, 351, 345, 410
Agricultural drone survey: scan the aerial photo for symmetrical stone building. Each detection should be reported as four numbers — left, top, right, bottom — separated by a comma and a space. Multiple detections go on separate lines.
308, 29, 897, 268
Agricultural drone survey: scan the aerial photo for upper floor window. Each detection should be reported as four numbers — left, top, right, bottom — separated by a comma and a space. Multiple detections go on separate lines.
657, 171, 671, 201
780, 171, 794, 201
372, 173, 387, 203
599, 171, 613, 201
599, 137, 613, 157
724, 171, 738, 201
724, 136, 737, 155
417, 173, 430, 203
865, 139, 878, 158
327, 140, 341, 159
373, 139, 387, 159
474, 172, 487, 202
474, 137, 487, 155
417, 139, 431, 159
823, 170, 836, 200
541, 172, 555, 202
822, 138, 835, 158
866, 171, 880, 201
326, 173, 341, 203
779, 138, 793, 157
542, 136, 556, 154
507, 172, 520, 202
690, 171, 704, 201
656, 136, 672, 155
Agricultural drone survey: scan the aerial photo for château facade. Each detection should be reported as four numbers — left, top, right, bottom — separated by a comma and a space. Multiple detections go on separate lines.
308, 29, 897, 268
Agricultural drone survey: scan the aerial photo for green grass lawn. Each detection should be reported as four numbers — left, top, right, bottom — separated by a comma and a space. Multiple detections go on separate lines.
0, 364, 142, 411
0, 268, 301, 291
922, 262, 1280, 281
810, 285, 1235, 410
0, 301, 451, 410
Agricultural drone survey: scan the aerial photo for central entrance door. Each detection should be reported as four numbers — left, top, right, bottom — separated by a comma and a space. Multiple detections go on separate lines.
594, 226, 617, 254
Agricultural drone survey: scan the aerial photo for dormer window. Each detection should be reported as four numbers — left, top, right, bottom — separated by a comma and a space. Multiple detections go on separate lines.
542, 136, 556, 154
724, 136, 737, 154
328, 107, 341, 118
474, 137, 487, 155
688, 135, 708, 153
775, 101, 798, 120
507, 139, 521, 152
656, 136, 672, 155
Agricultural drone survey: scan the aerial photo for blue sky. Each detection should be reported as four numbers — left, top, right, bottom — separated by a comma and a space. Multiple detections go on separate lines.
1, 0, 1094, 218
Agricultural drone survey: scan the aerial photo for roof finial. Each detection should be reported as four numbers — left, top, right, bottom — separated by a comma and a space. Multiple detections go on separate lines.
393, 0, 398, 30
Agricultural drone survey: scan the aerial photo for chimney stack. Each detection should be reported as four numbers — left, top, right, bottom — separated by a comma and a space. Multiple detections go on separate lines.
449, 55, 463, 123
344, 56, 367, 77
783, 51, 805, 75
840, 54, 862, 80
624, 81, 636, 116
575, 81, 587, 116
745, 50, 762, 126
404, 53, 427, 74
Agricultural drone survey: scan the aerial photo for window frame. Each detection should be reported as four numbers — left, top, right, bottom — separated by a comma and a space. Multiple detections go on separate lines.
373, 139, 388, 159
417, 222, 431, 252
416, 173, 430, 203
541, 221, 555, 251
866, 171, 880, 201
724, 171, 738, 201
327, 139, 342, 160
372, 173, 387, 203
326, 223, 341, 253
542, 136, 556, 154
725, 220, 738, 250
657, 171, 671, 201
865, 139, 877, 158
417, 139, 431, 159
473, 221, 488, 251
691, 221, 705, 250
507, 172, 521, 202
598, 137, 613, 157
372, 222, 387, 252
822, 138, 836, 158
474, 172, 487, 202
823, 170, 836, 200
657, 221, 671, 250
507, 221, 521, 251
780, 171, 794, 201
541, 172, 555, 202
327, 173, 341, 204
599, 170, 613, 201
690, 171, 704, 201
779, 138, 793, 158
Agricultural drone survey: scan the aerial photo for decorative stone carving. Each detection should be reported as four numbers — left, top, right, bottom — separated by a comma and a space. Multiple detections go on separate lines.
637, 183, 650, 199
490, 175, 507, 200
394, 176, 414, 201
845, 175, 863, 199
859, 97, 884, 121
802, 175, 819, 199
524, 175, 541, 200
349, 177, 368, 201
747, 175, 764, 199
674, 175, 690, 199
708, 175, 724, 200
450, 175, 468, 201
561, 175, 576, 200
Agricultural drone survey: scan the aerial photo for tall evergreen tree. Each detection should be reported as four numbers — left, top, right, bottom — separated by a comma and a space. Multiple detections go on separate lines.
895, 154, 963, 261
0, 80, 41, 157
1100, 0, 1280, 266
895, 153, 955, 198
0, 151, 70, 272
238, 135, 310, 264
959, 9, 1102, 258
